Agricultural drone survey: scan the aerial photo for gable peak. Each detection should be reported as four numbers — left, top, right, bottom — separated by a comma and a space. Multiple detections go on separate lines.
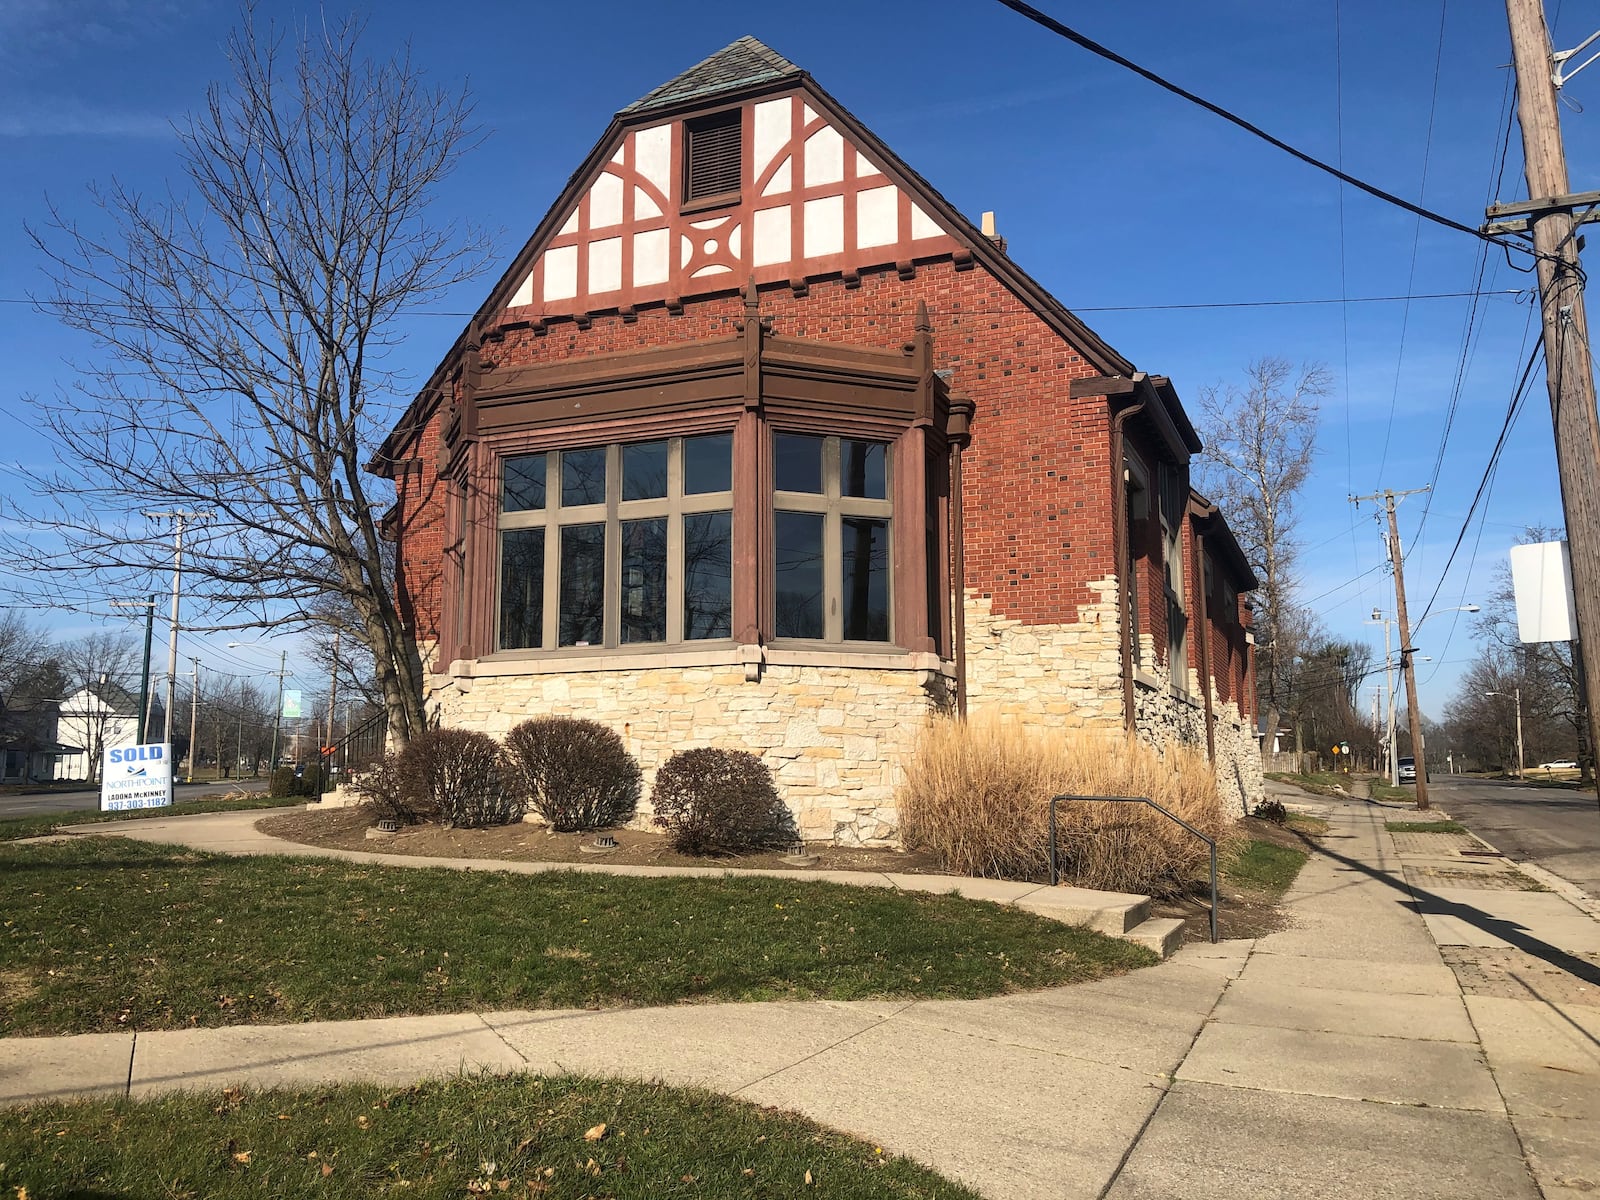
620, 36, 802, 118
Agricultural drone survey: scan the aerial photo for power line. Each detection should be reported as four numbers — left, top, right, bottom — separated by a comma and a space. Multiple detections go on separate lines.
989, 0, 1544, 259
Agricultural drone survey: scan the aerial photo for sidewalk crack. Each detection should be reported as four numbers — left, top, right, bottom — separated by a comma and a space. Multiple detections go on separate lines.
729, 1001, 917, 1097
476, 1011, 529, 1067
125, 1030, 137, 1098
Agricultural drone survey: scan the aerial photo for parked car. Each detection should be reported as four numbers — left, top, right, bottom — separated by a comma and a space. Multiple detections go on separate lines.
1398, 756, 1417, 784
1536, 760, 1578, 771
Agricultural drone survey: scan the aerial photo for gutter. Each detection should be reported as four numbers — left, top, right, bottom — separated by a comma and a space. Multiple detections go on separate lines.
1189, 493, 1218, 763
1110, 380, 1148, 733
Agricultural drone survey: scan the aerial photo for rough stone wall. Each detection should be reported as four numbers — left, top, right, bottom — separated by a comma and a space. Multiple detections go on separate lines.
1132, 655, 1264, 818
427, 661, 949, 845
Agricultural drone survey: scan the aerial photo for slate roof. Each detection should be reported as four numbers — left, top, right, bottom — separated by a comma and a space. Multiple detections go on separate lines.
621, 36, 802, 116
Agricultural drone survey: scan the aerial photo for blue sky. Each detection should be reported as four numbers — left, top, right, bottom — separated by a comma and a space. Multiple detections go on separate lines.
1, 0, 1594, 721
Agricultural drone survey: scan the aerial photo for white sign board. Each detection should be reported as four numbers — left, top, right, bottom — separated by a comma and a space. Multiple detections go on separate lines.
282, 689, 303, 719
100, 742, 174, 811
1510, 541, 1577, 643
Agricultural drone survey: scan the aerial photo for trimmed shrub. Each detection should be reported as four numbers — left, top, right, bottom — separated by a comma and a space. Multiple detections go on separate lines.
503, 717, 639, 831
896, 713, 1231, 894
651, 747, 793, 854
1252, 798, 1288, 825
399, 728, 522, 829
268, 766, 299, 799
350, 752, 436, 825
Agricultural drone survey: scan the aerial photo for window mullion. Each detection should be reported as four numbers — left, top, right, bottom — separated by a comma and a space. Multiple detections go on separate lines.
604, 443, 621, 648
541, 460, 558, 650
667, 439, 685, 643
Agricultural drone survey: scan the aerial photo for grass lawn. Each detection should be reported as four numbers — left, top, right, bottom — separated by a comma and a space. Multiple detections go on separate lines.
0, 792, 301, 842
1386, 819, 1467, 835
1222, 839, 1310, 898
0, 837, 1154, 1037
0, 1074, 981, 1199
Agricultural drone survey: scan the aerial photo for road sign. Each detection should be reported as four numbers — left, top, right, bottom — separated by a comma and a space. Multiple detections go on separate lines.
282, 689, 303, 719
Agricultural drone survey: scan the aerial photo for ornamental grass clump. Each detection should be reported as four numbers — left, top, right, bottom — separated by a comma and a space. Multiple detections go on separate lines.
503, 717, 640, 831
651, 747, 794, 854
399, 728, 522, 829
896, 712, 1231, 895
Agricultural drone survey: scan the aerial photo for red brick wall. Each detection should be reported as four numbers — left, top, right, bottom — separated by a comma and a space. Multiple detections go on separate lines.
388, 257, 1120, 641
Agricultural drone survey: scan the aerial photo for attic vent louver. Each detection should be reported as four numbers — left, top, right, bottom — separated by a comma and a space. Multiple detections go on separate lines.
685, 109, 742, 202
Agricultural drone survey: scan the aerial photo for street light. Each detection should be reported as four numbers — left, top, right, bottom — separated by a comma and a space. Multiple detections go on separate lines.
1484, 687, 1525, 780
228, 643, 289, 773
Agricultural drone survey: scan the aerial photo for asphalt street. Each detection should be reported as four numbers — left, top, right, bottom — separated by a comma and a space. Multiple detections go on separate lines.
0, 778, 268, 819
1430, 775, 1600, 897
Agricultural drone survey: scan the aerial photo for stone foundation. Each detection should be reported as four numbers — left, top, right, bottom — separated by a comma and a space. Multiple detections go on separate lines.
427, 649, 951, 845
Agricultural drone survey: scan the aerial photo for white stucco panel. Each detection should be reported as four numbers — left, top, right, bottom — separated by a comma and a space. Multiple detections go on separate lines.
635, 186, 662, 219
856, 185, 898, 250
803, 125, 844, 187
589, 236, 622, 294
633, 228, 669, 286
589, 172, 623, 228
909, 203, 941, 241
634, 123, 673, 196
855, 150, 881, 178
753, 205, 790, 267
803, 195, 844, 259
509, 272, 533, 308
753, 97, 792, 177
762, 158, 792, 197
557, 209, 579, 237
542, 244, 578, 302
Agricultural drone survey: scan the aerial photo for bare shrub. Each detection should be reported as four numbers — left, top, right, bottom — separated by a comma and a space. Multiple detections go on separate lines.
503, 717, 640, 831
350, 752, 436, 825
651, 748, 794, 854
399, 728, 521, 829
896, 712, 1231, 894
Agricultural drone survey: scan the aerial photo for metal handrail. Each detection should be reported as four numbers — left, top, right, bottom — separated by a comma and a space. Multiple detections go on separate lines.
321, 710, 388, 797
1048, 793, 1219, 944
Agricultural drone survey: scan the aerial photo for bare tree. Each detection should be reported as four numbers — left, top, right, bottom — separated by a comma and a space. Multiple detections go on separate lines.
8, 10, 492, 748
1194, 358, 1332, 752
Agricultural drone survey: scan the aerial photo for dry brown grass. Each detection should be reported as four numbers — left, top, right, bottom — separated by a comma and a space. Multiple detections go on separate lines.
896, 713, 1233, 895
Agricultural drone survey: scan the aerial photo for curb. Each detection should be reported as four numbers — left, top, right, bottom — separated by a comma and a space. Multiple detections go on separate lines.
1429, 803, 1600, 921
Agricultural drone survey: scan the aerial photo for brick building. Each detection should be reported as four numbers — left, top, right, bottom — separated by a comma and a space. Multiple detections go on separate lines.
374, 37, 1264, 842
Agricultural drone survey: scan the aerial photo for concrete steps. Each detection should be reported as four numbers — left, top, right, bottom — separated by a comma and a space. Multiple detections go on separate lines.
1124, 916, 1187, 958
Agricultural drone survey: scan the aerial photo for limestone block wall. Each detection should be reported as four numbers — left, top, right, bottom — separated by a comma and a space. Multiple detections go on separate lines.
426, 657, 949, 845
962, 577, 1124, 727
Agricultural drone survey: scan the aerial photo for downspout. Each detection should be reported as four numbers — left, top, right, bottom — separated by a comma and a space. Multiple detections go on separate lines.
948, 396, 975, 719
1110, 382, 1148, 733
1190, 498, 1217, 764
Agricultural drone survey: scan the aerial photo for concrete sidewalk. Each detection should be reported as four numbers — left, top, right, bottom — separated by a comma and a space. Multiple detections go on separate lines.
4, 793, 1598, 1197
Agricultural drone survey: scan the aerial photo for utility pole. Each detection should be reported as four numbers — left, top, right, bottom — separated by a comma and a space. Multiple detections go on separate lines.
1367, 609, 1400, 785
186, 657, 200, 784
1355, 488, 1431, 808
109, 595, 157, 743
271, 650, 288, 771
1498, 0, 1600, 794
144, 510, 209, 747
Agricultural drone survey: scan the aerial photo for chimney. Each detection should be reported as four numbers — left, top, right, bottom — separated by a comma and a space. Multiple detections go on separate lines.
980, 210, 1007, 255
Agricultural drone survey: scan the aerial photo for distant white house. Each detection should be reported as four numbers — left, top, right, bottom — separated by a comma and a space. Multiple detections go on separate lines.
53, 683, 141, 782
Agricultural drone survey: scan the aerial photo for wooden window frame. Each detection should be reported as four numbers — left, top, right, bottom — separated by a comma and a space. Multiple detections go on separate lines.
496, 437, 735, 654
1158, 462, 1188, 691
771, 433, 895, 646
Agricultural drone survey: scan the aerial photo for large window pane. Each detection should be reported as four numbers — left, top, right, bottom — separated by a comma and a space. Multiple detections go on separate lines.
622, 441, 668, 501
683, 511, 732, 639
499, 528, 544, 650
620, 517, 668, 644
502, 455, 546, 512
684, 433, 732, 494
558, 523, 605, 647
841, 440, 887, 499
774, 511, 825, 639
561, 447, 607, 507
841, 517, 890, 641
774, 433, 823, 494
